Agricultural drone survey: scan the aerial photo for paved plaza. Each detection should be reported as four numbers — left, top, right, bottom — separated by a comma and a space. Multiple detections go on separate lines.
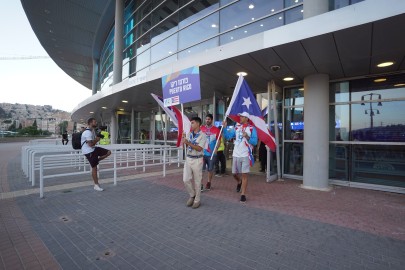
0, 142, 404, 270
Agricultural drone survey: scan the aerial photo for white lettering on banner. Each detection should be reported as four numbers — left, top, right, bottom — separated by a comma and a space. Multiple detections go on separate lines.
168, 77, 193, 94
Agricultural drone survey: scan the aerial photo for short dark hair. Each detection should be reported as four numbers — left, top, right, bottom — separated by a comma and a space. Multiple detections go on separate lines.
87, 117, 96, 125
191, 116, 202, 126
206, 114, 213, 120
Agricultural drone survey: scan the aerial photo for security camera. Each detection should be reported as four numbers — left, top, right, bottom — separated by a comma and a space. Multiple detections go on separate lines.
270, 65, 281, 72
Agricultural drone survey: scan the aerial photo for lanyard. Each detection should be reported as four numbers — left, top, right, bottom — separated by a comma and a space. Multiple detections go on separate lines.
188, 131, 200, 152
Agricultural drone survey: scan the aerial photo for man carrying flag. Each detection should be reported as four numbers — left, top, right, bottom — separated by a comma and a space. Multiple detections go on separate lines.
218, 75, 275, 203
222, 112, 257, 203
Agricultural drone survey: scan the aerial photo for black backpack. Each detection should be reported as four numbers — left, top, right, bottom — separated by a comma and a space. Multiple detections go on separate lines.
71, 132, 83, 149
72, 129, 89, 150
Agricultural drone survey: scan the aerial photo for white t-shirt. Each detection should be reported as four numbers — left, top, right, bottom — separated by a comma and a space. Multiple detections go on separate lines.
81, 128, 95, 155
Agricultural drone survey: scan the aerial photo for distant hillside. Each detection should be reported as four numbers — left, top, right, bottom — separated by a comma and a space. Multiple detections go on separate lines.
0, 103, 72, 133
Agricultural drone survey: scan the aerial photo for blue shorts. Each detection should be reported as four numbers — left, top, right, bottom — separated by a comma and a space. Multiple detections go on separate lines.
203, 155, 217, 172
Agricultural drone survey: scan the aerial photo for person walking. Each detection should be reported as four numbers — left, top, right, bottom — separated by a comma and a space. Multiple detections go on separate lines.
62, 131, 69, 145
215, 132, 226, 176
222, 112, 257, 203
182, 116, 206, 209
201, 114, 220, 191
81, 118, 111, 191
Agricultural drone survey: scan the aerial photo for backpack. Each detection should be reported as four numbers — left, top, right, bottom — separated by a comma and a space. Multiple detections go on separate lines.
72, 129, 90, 150
71, 132, 83, 150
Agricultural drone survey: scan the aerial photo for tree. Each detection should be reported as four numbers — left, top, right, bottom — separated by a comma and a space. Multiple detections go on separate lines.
33, 119, 37, 129
18, 123, 22, 130
58, 121, 68, 134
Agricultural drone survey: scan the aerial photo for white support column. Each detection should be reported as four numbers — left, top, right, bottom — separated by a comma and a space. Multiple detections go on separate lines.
131, 108, 135, 144
110, 111, 117, 144
303, 0, 329, 19
112, 0, 124, 85
302, 74, 331, 191
92, 58, 99, 95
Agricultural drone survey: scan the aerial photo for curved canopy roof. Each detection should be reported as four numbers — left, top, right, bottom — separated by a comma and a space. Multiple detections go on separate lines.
21, 0, 114, 90
21, 0, 405, 123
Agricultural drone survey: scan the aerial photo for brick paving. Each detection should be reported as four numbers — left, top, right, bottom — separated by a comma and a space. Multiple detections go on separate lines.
0, 142, 404, 270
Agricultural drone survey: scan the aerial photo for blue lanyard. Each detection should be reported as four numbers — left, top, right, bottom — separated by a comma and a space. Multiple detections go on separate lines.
188, 131, 200, 152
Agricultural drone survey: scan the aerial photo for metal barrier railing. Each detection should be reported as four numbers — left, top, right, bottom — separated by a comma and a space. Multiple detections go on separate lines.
21, 143, 184, 197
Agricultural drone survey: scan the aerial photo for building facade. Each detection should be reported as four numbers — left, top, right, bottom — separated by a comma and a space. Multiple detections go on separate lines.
22, 0, 405, 193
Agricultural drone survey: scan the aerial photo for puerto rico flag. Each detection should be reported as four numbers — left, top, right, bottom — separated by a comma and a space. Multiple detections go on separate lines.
226, 76, 276, 152
151, 94, 191, 147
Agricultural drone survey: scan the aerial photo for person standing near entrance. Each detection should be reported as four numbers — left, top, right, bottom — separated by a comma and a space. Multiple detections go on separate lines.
99, 126, 110, 145
201, 114, 220, 191
81, 117, 111, 191
215, 132, 226, 176
182, 117, 206, 209
223, 112, 257, 203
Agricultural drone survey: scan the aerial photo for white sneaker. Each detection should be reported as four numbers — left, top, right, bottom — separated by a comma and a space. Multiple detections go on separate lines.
94, 185, 104, 191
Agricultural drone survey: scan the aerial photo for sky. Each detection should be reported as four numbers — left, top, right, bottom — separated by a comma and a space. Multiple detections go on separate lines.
0, 1, 91, 112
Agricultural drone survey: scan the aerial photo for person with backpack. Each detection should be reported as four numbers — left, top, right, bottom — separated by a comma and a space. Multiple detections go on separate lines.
81, 118, 111, 191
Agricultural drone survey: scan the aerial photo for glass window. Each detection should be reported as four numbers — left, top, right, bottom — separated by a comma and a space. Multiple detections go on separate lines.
220, 15, 282, 45
220, 0, 283, 32
150, 55, 177, 70
151, 0, 179, 27
178, 13, 219, 51
284, 88, 304, 106
179, 0, 219, 28
151, 34, 178, 63
136, 49, 151, 72
178, 38, 218, 59
284, 107, 304, 140
351, 100, 405, 142
329, 144, 349, 180
151, 14, 179, 45
284, 5, 303, 24
284, 0, 303, 8
352, 144, 405, 188
284, 142, 303, 175
330, 82, 349, 103
330, 105, 350, 141
135, 15, 152, 40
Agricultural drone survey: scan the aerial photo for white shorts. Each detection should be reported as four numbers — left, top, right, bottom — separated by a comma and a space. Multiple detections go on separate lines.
232, 156, 250, 174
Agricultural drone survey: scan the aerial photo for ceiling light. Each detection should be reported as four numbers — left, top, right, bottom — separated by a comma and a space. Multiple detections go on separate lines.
119, 108, 124, 111
168, 51, 172, 54
211, 24, 217, 28
299, 88, 304, 91
394, 83, 405, 87
251, 18, 255, 21
260, 24, 263, 27
374, 78, 386, 82
89, 111, 94, 114
244, 30, 247, 33
122, 100, 128, 103
249, 4, 254, 9
377, 61, 394, 67
283, 77, 294, 81
279, 16, 283, 20
101, 106, 107, 109
237, 72, 248, 77
295, 0, 299, 3
271, 9, 275, 12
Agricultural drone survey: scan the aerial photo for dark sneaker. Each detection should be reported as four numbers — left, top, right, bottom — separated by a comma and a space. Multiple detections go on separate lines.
192, 201, 200, 209
205, 182, 211, 190
236, 183, 242, 193
186, 197, 195, 207
240, 195, 246, 203
201, 184, 204, 192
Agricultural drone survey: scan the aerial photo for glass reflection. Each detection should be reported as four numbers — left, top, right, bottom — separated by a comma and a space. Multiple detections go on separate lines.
151, 34, 177, 63
285, 5, 303, 24
284, 88, 304, 106
352, 144, 405, 188
329, 144, 349, 180
330, 105, 349, 141
284, 142, 303, 175
284, 107, 304, 140
178, 38, 218, 59
219, 0, 283, 32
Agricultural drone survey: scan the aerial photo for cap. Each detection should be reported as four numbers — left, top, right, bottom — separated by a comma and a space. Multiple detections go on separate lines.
238, 112, 250, 118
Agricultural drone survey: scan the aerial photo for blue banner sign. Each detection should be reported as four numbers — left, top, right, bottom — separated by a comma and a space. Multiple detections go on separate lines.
162, 66, 201, 107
